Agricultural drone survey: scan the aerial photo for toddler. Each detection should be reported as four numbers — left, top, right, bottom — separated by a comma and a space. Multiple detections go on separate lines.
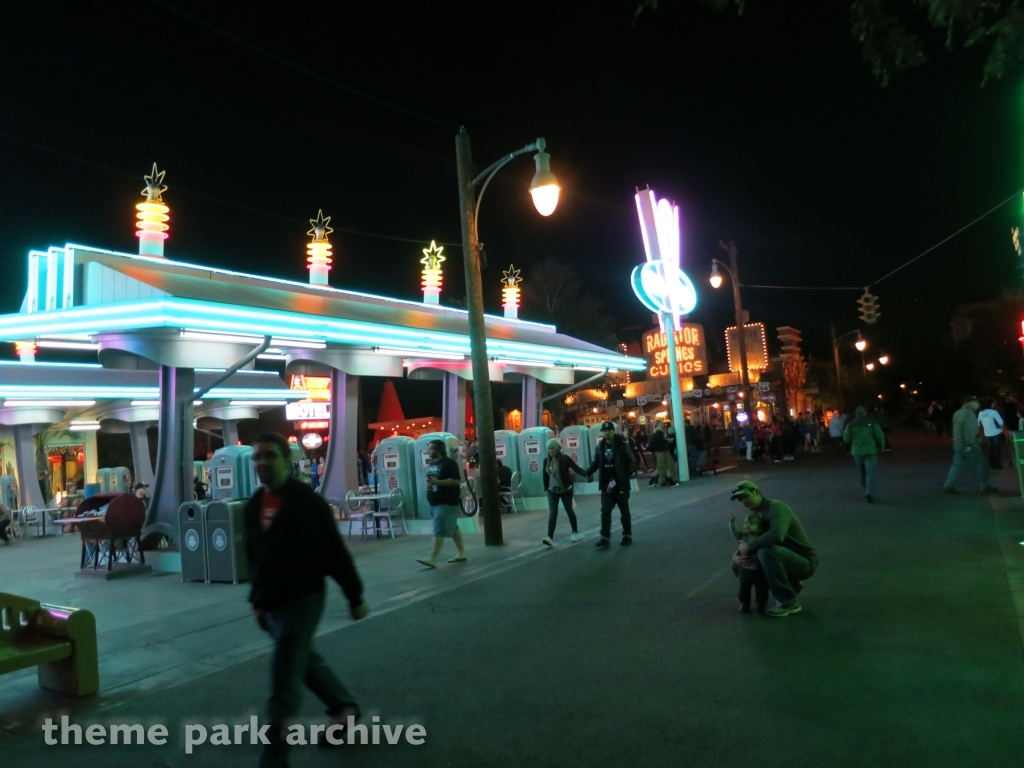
729, 510, 769, 613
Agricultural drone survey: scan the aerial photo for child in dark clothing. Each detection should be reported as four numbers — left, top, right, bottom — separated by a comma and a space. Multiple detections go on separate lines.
729, 510, 769, 613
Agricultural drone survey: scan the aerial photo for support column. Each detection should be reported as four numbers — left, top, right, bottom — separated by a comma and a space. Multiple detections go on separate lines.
13, 424, 46, 509
143, 366, 195, 546
318, 369, 359, 503
221, 419, 239, 448
521, 375, 539, 429
83, 430, 99, 485
129, 422, 154, 486
442, 372, 467, 438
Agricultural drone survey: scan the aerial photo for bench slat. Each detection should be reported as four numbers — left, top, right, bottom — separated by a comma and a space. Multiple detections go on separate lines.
0, 639, 73, 673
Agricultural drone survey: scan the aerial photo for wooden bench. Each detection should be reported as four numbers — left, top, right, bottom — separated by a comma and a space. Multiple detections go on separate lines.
0, 592, 99, 696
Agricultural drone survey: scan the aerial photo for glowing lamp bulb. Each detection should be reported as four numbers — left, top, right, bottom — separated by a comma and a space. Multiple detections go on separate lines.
866, 362, 875, 371
529, 138, 560, 217
878, 355, 889, 365
855, 337, 867, 352
710, 262, 723, 289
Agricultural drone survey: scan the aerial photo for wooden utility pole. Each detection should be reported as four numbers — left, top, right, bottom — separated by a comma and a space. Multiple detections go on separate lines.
720, 240, 750, 414
455, 129, 503, 545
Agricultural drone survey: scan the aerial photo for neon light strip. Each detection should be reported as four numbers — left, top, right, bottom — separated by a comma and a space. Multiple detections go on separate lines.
0, 298, 647, 370
0, 387, 306, 400
375, 347, 466, 360
60, 242, 557, 331
493, 358, 554, 368
2, 400, 97, 407
36, 340, 100, 350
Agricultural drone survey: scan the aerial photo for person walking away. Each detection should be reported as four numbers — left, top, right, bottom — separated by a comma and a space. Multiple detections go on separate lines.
876, 407, 892, 451
542, 439, 588, 545
828, 411, 846, 455
728, 509, 769, 613
769, 421, 783, 463
944, 396, 998, 494
417, 439, 468, 567
684, 419, 700, 477
843, 406, 885, 503
648, 423, 669, 486
978, 400, 1005, 469
665, 426, 679, 485
244, 433, 369, 767
729, 481, 817, 617
586, 422, 637, 548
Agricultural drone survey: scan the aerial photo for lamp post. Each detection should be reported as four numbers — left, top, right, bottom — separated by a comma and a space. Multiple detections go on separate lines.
711, 242, 750, 422
830, 326, 865, 412
455, 128, 560, 546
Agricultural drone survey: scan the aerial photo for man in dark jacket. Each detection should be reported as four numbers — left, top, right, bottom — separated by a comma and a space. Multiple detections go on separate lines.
245, 433, 369, 767
586, 422, 637, 548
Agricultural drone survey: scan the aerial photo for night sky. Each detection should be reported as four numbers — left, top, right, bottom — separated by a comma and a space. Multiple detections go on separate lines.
1, 1, 1021, 382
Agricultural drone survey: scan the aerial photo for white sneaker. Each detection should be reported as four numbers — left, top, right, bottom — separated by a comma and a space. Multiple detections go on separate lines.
570, 532, 579, 543
542, 537, 553, 546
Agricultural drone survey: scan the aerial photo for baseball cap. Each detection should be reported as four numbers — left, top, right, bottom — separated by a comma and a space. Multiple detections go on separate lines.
133, 482, 149, 491
729, 480, 761, 501
600, 421, 616, 431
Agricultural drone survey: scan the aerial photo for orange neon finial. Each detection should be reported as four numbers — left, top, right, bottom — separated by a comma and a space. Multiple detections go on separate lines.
306, 209, 334, 285
501, 264, 522, 319
420, 241, 445, 304
136, 163, 169, 257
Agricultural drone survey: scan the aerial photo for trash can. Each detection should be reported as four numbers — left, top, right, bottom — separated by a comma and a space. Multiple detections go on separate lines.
205, 500, 249, 584
179, 501, 211, 582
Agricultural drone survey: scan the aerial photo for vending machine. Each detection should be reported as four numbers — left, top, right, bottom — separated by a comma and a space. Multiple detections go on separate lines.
494, 430, 520, 476
413, 432, 459, 517
517, 426, 553, 498
375, 435, 417, 517
209, 445, 257, 501
559, 425, 592, 470
108, 467, 132, 494
96, 468, 112, 494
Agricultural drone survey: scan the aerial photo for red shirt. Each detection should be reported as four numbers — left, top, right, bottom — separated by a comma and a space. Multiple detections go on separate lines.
260, 490, 283, 532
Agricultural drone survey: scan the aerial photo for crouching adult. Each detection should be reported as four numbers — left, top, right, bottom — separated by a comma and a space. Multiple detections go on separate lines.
729, 481, 817, 617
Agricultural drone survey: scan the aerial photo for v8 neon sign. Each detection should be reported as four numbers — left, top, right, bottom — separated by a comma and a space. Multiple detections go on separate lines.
631, 188, 697, 328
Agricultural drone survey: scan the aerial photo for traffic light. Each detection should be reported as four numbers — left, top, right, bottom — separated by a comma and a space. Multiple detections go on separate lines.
857, 289, 880, 324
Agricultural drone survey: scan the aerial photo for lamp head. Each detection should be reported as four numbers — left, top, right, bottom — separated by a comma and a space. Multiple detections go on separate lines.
710, 261, 723, 289
855, 332, 867, 352
865, 362, 875, 371
529, 138, 560, 217
878, 354, 889, 365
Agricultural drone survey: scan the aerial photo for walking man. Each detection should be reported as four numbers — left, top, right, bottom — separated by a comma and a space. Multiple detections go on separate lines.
586, 421, 637, 548
245, 432, 369, 768
978, 399, 1005, 469
417, 439, 468, 567
648, 422, 669, 486
944, 395, 999, 494
843, 406, 885, 503
730, 481, 817, 617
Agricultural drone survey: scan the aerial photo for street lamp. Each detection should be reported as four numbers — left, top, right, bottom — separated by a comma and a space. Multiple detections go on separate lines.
710, 243, 750, 426
455, 129, 559, 546
831, 326, 867, 412
878, 354, 889, 365
865, 362, 876, 371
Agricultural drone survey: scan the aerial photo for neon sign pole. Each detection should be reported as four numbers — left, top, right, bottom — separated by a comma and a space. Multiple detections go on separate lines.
632, 188, 696, 482
501, 264, 521, 319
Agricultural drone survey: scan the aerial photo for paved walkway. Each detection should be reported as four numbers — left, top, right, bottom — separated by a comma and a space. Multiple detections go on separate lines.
2, 431, 1023, 767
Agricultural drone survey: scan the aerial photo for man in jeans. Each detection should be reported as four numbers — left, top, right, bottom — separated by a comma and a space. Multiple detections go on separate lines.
978, 400, 1005, 469
944, 395, 999, 494
843, 405, 885, 503
244, 433, 369, 767
730, 481, 817, 617
416, 439, 467, 567
586, 422, 637, 548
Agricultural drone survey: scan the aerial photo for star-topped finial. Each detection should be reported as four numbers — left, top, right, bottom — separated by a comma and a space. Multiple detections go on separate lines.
502, 264, 522, 288
142, 163, 167, 202
420, 241, 445, 270
307, 209, 333, 243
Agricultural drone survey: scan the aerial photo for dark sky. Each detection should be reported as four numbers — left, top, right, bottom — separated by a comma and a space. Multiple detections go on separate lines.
1, 0, 1021, 373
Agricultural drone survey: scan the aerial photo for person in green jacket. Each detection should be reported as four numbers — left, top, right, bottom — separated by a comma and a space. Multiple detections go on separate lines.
943, 395, 998, 494
843, 406, 885, 503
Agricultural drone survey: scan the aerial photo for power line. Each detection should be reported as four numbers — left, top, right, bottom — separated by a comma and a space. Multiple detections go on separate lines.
152, 0, 456, 129
0, 130, 461, 248
869, 186, 1024, 287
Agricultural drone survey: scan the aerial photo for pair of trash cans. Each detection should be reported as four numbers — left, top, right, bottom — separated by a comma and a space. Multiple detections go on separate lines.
179, 500, 249, 584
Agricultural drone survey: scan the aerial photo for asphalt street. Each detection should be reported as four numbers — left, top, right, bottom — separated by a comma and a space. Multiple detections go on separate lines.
3, 431, 1024, 768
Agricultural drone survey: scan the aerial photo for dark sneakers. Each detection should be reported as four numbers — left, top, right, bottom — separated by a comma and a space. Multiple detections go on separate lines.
595, 537, 610, 549
620, 535, 632, 546
865, 495, 874, 503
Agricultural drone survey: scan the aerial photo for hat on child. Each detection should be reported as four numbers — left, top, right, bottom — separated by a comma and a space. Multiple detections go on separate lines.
729, 480, 761, 501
